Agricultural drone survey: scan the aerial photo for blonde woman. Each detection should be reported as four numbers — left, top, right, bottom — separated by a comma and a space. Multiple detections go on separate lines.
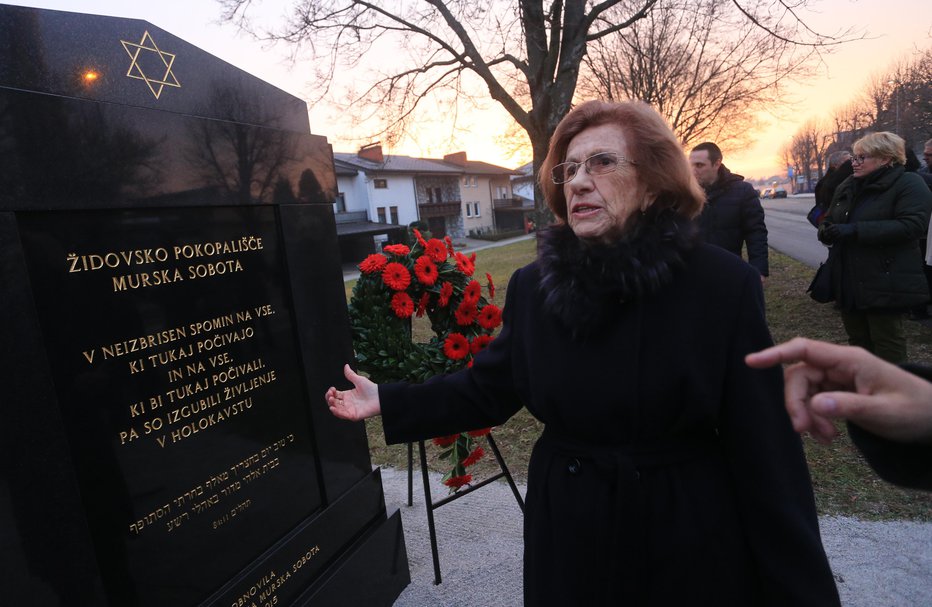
818, 132, 932, 362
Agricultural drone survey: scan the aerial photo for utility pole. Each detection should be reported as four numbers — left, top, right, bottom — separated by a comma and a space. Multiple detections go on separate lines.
888, 79, 901, 135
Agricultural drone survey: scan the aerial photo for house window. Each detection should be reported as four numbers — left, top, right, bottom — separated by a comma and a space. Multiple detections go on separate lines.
472, 202, 481, 217
462, 177, 469, 187
471, 176, 479, 187
427, 187, 442, 203
377, 207, 386, 223
389, 206, 399, 224
335, 192, 346, 212
496, 186, 508, 199
465, 202, 472, 217
373, 179, 388, 189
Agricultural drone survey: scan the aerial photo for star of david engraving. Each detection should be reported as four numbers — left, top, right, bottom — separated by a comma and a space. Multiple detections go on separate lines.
121, 31, 181, 99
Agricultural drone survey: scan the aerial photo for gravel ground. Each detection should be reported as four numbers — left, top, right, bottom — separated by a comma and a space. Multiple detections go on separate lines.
381, 467, 932, 606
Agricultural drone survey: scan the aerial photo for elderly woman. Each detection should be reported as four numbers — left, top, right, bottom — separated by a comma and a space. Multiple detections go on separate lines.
327, 101, 839, 605
818, 132, 932, 363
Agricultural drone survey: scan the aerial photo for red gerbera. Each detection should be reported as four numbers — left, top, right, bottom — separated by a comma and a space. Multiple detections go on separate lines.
444, 474, 472, 489
412, 228, 428, 249
432, 435, 458, 447
486, 272, 495, 299
470, 334, 493, 354
414, 255, 439, 286
443, 333, 469, 360
382, 262, 411, 291
359, 253, 387, 274
383, 244, 410, 256
416, 292, 430, 318
444, 235, 455, 256
390, 292, 414, 318
477, 304, 502, 330
454, 252, 475, 276
463, 279, 482, 305
467, 428, 492, 437
438, 281, 454, 307
462, 446, 485, 467
455, 300, 478, 325
425, 238, 448, 263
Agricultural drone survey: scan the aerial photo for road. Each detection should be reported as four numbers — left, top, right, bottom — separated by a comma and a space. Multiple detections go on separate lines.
761, 194, 828, 269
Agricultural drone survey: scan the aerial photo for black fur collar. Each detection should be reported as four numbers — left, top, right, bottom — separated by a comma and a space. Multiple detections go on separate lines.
538, 208, 697, 339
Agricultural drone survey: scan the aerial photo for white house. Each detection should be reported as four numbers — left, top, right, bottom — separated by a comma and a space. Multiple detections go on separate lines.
331, 144, 520, 260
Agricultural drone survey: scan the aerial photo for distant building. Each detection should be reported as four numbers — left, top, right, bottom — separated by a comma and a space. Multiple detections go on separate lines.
503, 161, 537, 232
332, 144, 518, 262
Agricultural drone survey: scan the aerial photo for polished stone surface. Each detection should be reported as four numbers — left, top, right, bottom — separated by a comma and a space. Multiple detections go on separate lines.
0, 4, 405, 606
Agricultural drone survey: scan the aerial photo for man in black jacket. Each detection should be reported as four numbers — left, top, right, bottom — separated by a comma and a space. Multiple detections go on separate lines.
690, 142, 769, 279
814, 150, 853, 212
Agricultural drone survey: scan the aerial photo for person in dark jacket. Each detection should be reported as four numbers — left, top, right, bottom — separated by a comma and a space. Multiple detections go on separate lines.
689, 142, 769, 278
326, 100, 839, 605
814, 150, 853, 216
747, 337, 932, 491
904, 147, 932, 318
818, 131, 932, 363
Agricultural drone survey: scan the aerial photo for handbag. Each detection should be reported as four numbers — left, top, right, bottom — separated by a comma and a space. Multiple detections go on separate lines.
807, 249, 835, 303
807, 205, 827, 228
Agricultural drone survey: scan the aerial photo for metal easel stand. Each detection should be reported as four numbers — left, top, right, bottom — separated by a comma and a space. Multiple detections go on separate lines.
406, 433, 525, 585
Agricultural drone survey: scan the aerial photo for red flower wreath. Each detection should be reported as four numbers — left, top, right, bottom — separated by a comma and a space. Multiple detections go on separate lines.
348, 233, 505, 492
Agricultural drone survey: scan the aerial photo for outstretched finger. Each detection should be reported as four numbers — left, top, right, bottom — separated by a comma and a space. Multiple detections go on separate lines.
783, 362, 824, 432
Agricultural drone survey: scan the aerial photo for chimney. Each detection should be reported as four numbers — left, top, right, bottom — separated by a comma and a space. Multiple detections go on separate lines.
443, 151, 467, 166
358, 142, 384, 163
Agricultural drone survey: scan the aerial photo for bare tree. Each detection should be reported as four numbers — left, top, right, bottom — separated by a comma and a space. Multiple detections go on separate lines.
787, 119, 832, 191
577, 0, 816, 150
822, 46, 931, 157
219, 0, 856, 207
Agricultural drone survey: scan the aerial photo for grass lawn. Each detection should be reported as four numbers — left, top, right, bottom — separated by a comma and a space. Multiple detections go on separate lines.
345, 239, 932, 521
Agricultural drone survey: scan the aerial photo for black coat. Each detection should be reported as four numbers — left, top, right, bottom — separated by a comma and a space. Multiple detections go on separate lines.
819, 165, 932, 310
814, 159, 853, 210
379, 222, 838, 606
697, 165, 769, 276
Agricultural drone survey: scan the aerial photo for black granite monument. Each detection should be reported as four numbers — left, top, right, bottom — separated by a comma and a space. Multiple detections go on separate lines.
0, 4, 409, 606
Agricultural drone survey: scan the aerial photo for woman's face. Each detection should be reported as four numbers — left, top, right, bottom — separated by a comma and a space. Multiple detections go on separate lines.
562, 123, 649, 243
851, 151, 889, 178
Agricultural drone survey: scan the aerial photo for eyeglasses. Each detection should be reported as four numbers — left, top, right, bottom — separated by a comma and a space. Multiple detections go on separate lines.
851, 154, 870, 164
551, 152, 636, 184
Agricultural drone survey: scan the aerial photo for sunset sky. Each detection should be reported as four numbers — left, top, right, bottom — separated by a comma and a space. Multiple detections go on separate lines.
7, 0, 932, 179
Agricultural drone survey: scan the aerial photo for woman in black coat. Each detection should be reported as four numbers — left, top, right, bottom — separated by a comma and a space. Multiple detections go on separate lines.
326, 100, 839, 605
818, 132, 932, 363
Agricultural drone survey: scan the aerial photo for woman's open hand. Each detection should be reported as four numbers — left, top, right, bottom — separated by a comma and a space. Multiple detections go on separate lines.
325, 364, 381, 421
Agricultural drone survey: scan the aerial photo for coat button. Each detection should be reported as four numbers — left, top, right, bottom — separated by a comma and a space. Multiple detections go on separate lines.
567, 458, 581, 475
